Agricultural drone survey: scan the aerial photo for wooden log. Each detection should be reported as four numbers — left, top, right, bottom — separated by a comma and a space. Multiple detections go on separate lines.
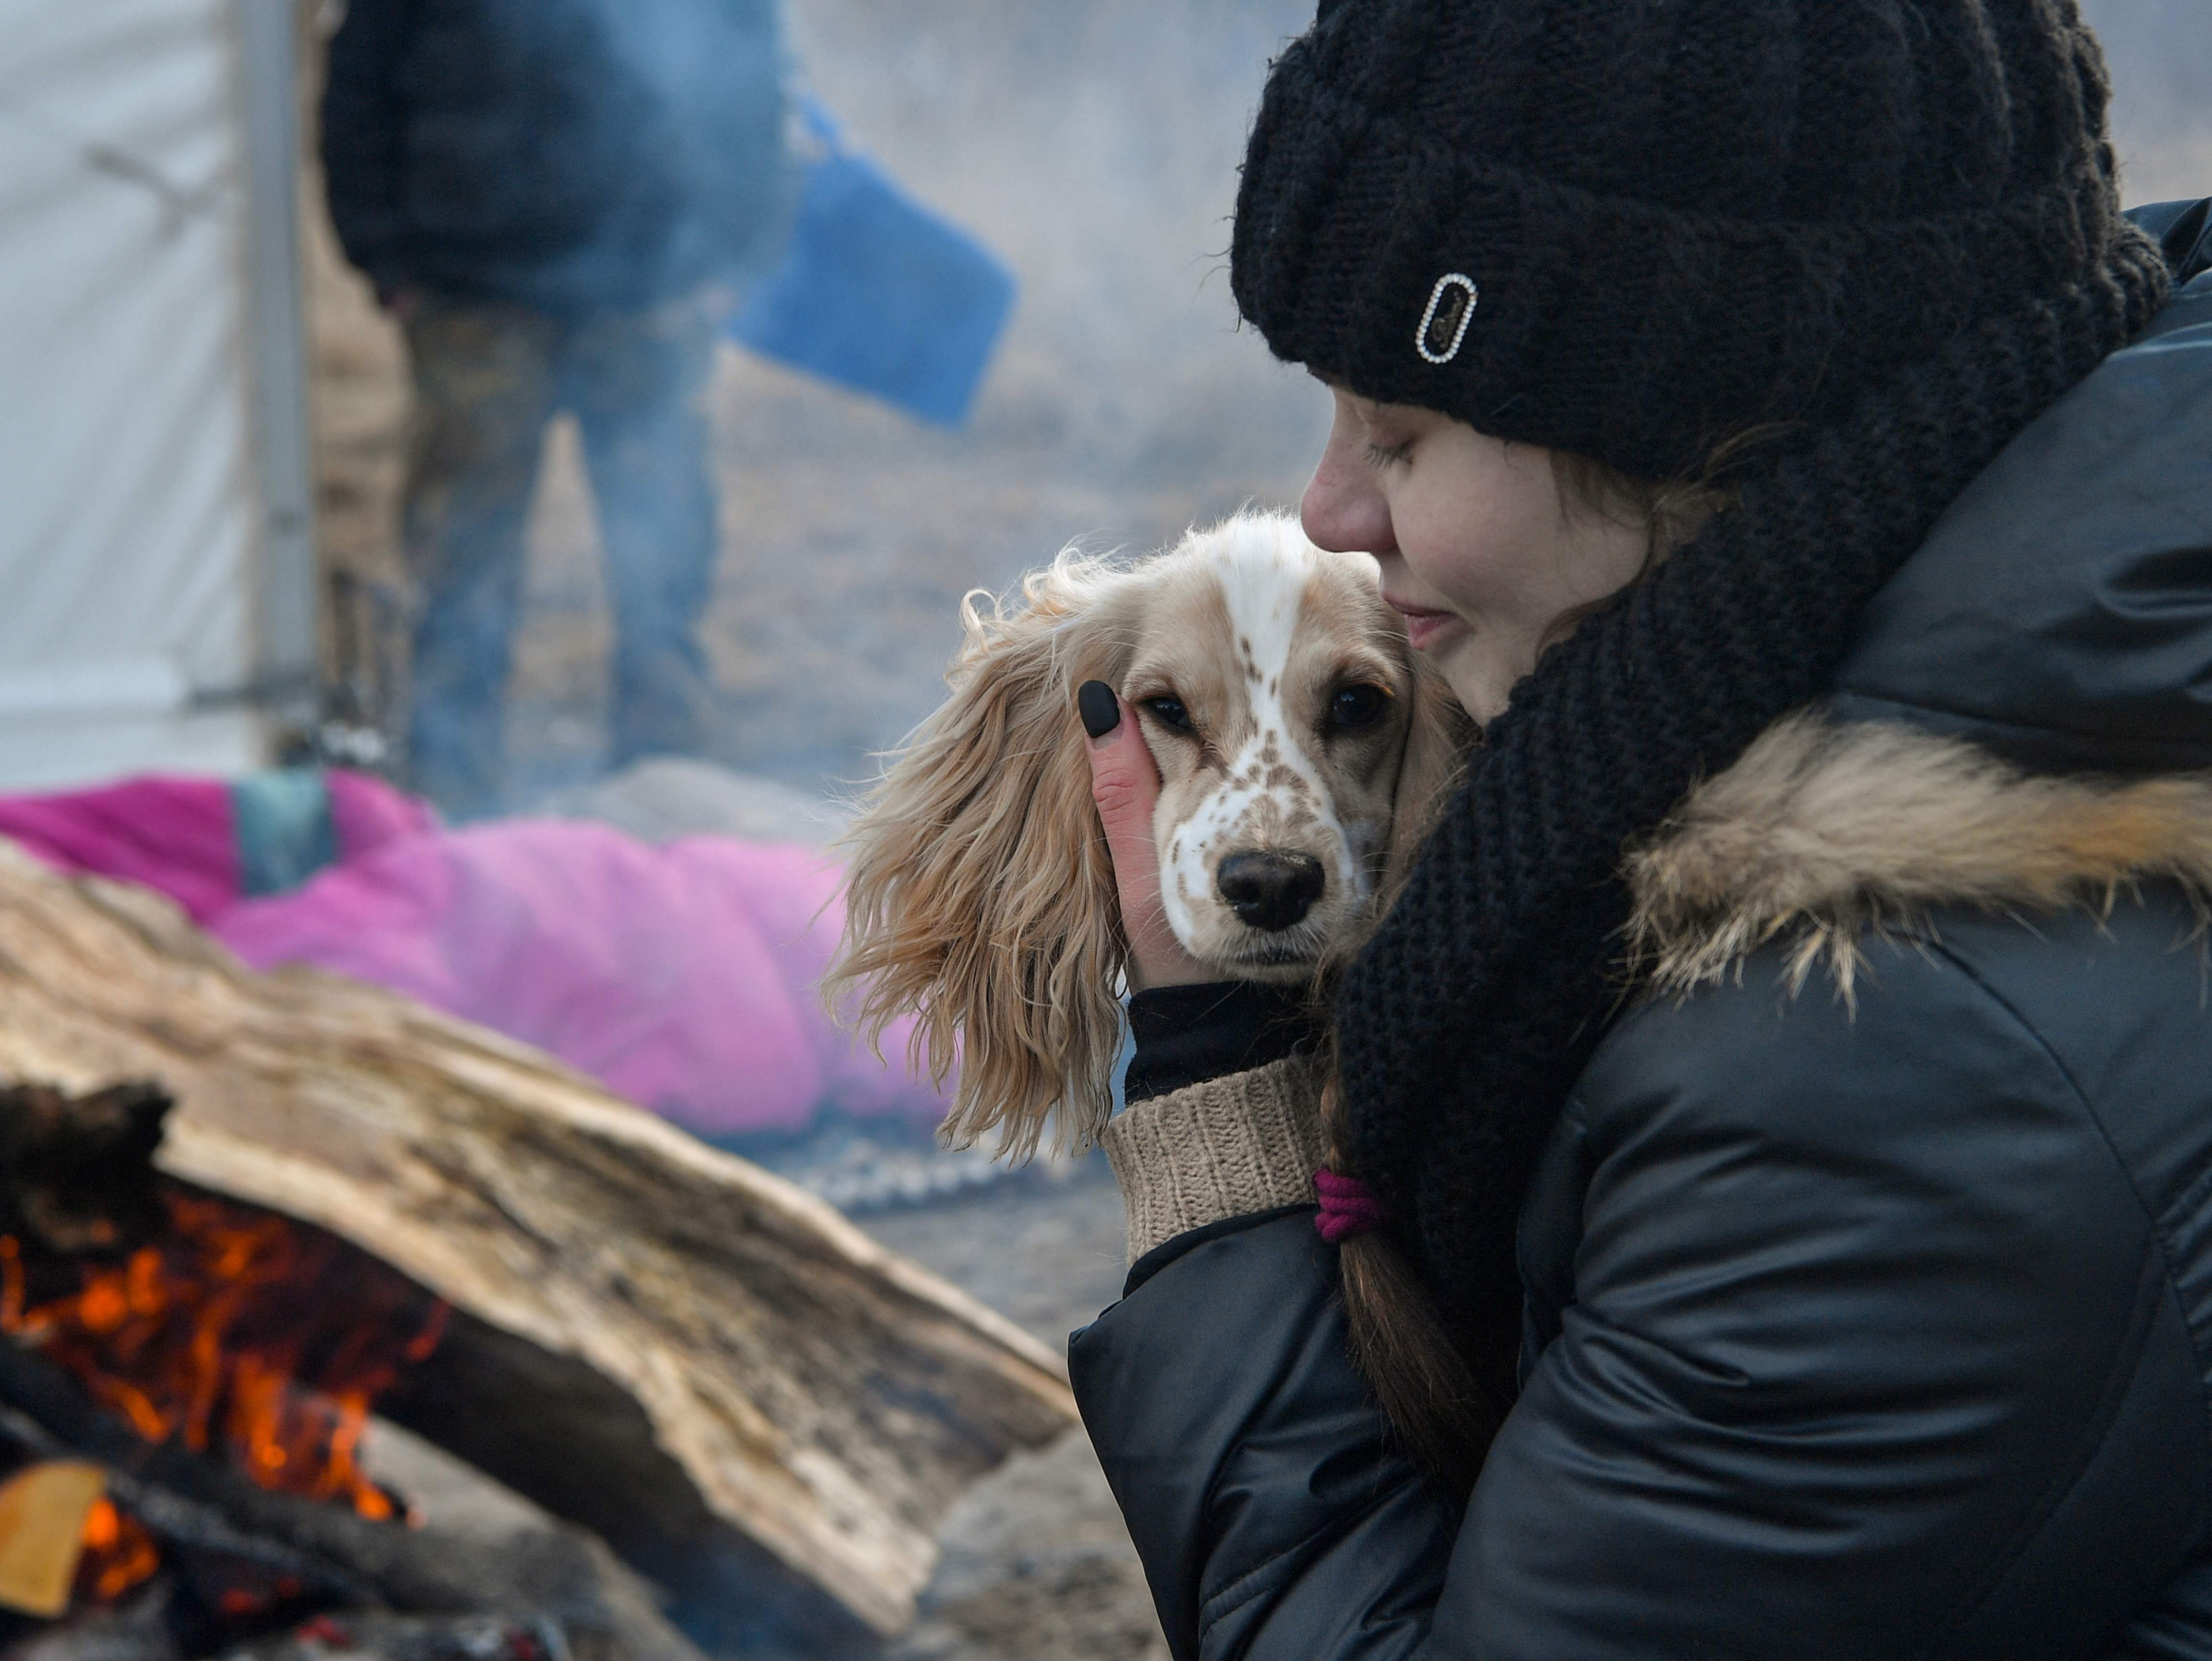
0, 845, 1079, 1641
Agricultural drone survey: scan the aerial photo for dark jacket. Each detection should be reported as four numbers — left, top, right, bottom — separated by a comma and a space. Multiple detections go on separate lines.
1072, 203, 2212, 1660
322, 0, 788, 313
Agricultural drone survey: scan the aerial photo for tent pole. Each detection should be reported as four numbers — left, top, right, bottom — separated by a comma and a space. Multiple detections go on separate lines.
234, 0, 320, 734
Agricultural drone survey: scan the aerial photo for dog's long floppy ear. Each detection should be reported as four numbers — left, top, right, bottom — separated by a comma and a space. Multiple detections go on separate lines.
1381, 658, 1477, 902
826, 551, 1142, 1161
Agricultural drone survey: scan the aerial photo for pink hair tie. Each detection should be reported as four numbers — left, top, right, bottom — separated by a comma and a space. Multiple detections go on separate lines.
1314, 1169, 1387, 1244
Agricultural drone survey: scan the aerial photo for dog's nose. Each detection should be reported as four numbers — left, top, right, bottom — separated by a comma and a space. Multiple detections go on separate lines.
1216, 851, 1326, 933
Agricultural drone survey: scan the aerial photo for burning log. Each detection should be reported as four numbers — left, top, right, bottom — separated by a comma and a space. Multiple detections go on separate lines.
0, 1165, 448, 1527
0, 846, 1079, 1643
0, 1345, 700, 1661
0, 1096, 701, 1661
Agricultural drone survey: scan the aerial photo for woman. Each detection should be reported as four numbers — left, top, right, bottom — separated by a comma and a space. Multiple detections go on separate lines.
1067, 2, 2212, 1655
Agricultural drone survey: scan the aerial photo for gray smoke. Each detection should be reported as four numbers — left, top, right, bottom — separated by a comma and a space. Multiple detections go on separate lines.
782, 0, 1327, 486
2080, 0, 2212, 203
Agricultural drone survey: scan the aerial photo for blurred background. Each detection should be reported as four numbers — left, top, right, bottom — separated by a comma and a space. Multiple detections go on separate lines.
1, 0, 2203, 810
308, 0, 2212, 812
0, 4, 2203, 1659
311, 0, 1338, 810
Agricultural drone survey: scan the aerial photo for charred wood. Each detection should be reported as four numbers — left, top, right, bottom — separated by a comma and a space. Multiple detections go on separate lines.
0, 1083, 166, 1256
0, 1339, 699, 1661
0, 1348, 370, 1607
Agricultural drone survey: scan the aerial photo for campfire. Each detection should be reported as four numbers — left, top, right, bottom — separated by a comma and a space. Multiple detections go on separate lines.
0, 1077, 795, 1661
1, 1168, 451, 1616
0, 1082, 604, 1659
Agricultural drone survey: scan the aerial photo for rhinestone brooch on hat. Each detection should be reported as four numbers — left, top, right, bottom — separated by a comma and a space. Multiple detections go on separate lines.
1416, 273, 1478, 364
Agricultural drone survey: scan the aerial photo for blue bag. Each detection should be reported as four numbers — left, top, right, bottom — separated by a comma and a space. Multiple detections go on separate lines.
729, 101, 1017, 428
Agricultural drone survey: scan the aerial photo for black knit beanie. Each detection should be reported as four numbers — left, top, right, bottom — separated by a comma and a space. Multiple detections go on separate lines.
1231, 1, 2172, 1346
1234, 0, 2132, 479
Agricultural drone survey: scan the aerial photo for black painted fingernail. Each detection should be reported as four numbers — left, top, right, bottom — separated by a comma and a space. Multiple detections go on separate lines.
1078, 680, 1120, 739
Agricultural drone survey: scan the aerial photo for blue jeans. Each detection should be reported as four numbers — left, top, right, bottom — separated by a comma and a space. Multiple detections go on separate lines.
400, 290, 721, 818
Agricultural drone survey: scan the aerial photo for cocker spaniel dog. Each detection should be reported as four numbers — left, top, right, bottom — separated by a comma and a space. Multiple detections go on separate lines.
826, 510, 1467, 1159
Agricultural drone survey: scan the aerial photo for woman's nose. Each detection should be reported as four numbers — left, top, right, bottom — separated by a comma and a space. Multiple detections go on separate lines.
1302, 421, 1394, 557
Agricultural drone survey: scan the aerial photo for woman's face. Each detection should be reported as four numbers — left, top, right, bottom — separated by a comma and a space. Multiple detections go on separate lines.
1301, 387, 1650, 723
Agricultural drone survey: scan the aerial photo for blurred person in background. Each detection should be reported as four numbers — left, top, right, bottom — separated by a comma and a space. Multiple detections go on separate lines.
321, 0, 789, 820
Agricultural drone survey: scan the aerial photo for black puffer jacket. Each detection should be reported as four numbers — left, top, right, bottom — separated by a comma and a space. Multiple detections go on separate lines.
322, 0, 787, 312
1072, 204, 2212, 1661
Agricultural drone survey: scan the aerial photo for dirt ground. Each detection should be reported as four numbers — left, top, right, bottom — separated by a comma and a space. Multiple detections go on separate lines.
856, 1170, 1164, 1661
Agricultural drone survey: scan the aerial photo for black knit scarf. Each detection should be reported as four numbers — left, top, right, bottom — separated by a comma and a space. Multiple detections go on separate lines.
1332, 232, 2174, 1333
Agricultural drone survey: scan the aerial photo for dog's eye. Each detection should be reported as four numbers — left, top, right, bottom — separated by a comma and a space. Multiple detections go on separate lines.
1330, 684, 1389, 730
1142, 695, 1195, 734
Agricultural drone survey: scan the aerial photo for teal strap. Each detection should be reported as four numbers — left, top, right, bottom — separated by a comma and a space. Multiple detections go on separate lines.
231, 769, 338, 898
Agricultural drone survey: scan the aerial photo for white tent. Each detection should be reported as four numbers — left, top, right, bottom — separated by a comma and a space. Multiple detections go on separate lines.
0, 0, 313, 790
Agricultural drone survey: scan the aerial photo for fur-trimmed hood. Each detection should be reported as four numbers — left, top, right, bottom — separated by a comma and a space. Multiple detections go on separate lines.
1626, 714, 2212, 1000
1627, 255, 2212, 1001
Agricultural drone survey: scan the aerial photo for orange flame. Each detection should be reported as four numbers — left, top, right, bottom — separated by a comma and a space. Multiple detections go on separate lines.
3, 1190, 449, 1603
76, 1498, 161, 1604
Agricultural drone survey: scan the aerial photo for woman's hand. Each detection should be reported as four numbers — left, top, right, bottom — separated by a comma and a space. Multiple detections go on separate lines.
1078, 681, 1213, 993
